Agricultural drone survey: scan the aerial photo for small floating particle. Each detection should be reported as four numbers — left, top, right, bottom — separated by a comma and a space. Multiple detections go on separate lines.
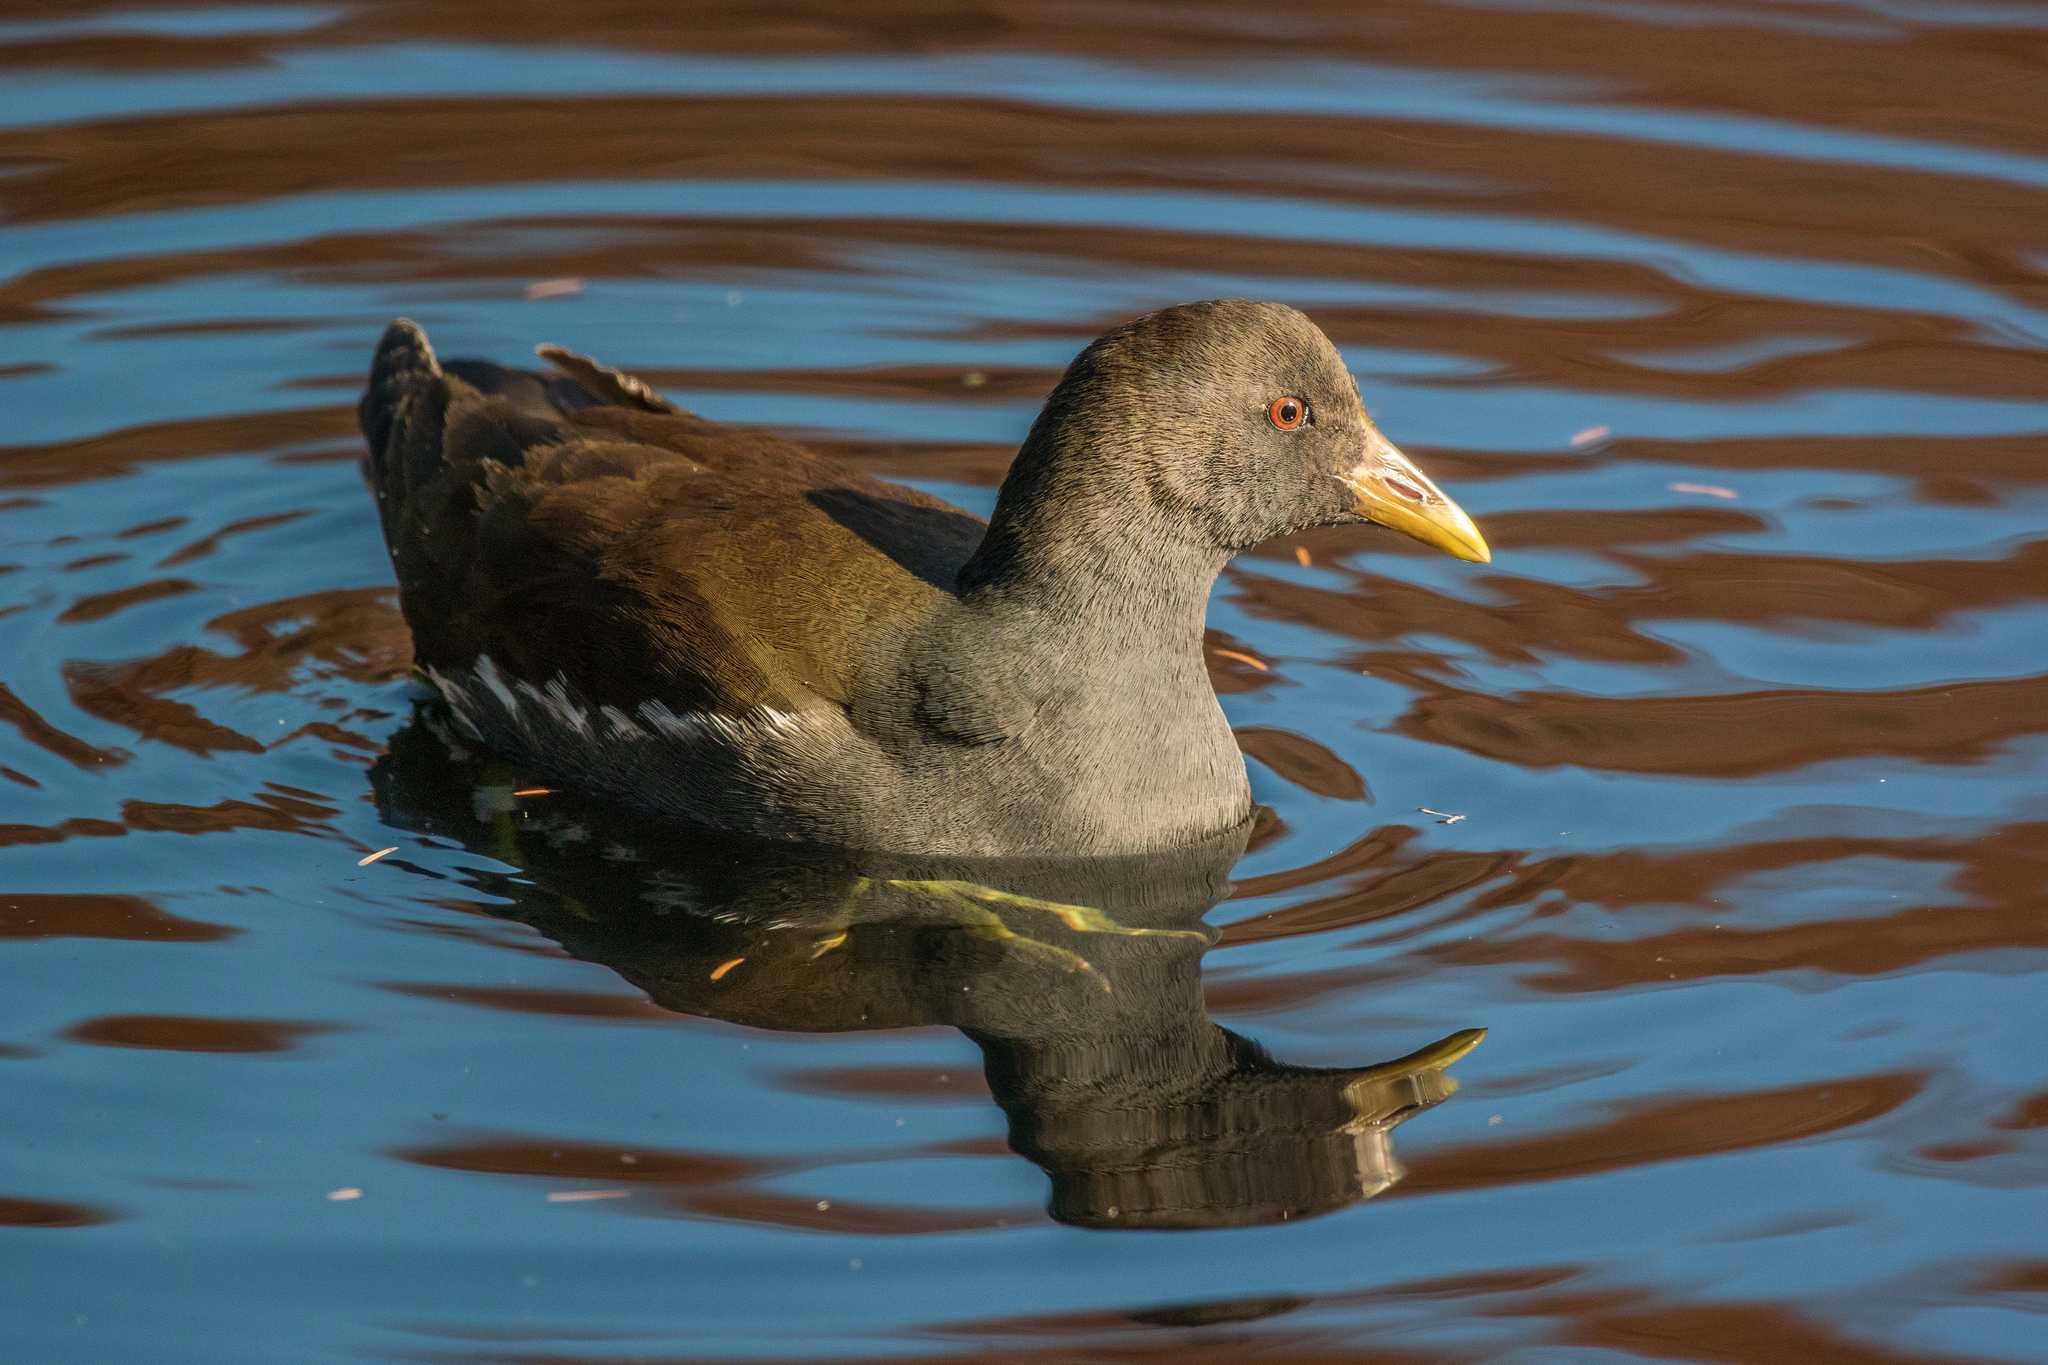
709, 957, 745, 982
1212, 648, 1269, 672
512, 787, 557, 797
326, 1187, 362, 1201
356, 847, 397, 866
1670, 481, 1739, 500
523, 277, 584, 300
815, 1199, 832, 1211
1293, 547, 1312, 567
1418, 807, 1466, 825
961, 370, 987, 388
545, 1189, 630, 1203
1569, 425, 1610, 447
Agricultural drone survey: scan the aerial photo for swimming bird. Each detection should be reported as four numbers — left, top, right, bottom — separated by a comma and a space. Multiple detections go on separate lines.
359, 299, 1489, 857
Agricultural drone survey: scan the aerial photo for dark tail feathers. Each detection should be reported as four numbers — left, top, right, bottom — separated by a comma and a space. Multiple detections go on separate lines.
359, 318, 444, 481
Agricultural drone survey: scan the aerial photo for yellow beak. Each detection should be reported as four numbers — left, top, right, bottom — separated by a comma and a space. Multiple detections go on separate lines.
1342, 430, 1491, 564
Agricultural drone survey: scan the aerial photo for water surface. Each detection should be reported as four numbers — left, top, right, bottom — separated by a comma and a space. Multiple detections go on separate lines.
3, 1, 2046, 1360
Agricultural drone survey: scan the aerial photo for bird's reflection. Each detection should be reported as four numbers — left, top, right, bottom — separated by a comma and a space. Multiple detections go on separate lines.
371, 708, 1482, 1230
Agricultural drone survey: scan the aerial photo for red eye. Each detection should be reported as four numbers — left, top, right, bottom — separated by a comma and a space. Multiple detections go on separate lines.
1268, 396, 1308, 430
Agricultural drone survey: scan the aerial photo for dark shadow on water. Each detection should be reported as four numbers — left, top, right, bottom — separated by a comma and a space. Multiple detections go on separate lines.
369, 705, 1482, 1231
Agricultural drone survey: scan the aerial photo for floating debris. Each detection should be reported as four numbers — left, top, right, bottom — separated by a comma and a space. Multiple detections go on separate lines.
961, 370, 987, 388
326, 1187, 362, 1202
523, 277, 584, 300
356, 847, 397, 866
545, 1189, 630, 1203
1670, 482, 1739, 500
709, 957, 745, 981
1418, 807, 1466, 825
1569, 424, 1611, 447
1212, 648, 1269, 672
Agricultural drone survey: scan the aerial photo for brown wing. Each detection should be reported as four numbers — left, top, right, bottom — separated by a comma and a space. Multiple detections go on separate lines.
535, 343, 683, 414
360, 321, 986, 718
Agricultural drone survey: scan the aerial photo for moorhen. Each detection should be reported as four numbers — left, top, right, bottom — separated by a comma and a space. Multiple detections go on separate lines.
360, 299, 1489, 856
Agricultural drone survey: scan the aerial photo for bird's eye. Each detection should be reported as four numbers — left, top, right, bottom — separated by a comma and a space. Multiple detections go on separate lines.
1268, 396, 1309, 430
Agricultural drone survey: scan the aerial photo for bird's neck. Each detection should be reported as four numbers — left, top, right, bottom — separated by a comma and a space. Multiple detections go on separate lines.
958, 450, 1228, 665
953, 500, 1250, 833
957, 543, 1224, 702
944, 439, 1254, 849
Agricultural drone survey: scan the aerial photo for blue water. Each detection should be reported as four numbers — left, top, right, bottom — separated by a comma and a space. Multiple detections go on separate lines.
3, 2, 2046, 1361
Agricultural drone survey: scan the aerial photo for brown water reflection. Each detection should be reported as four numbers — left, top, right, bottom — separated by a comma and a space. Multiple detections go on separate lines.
1, 0, 2045, 1359
0, 893, 235, 942
62, 1013, 332, 1053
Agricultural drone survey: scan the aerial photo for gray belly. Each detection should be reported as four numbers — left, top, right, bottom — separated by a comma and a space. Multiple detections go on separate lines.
424, 656, 1251, 857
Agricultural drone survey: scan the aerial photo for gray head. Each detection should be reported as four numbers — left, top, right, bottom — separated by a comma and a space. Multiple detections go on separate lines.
964, 299, 1488, 593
